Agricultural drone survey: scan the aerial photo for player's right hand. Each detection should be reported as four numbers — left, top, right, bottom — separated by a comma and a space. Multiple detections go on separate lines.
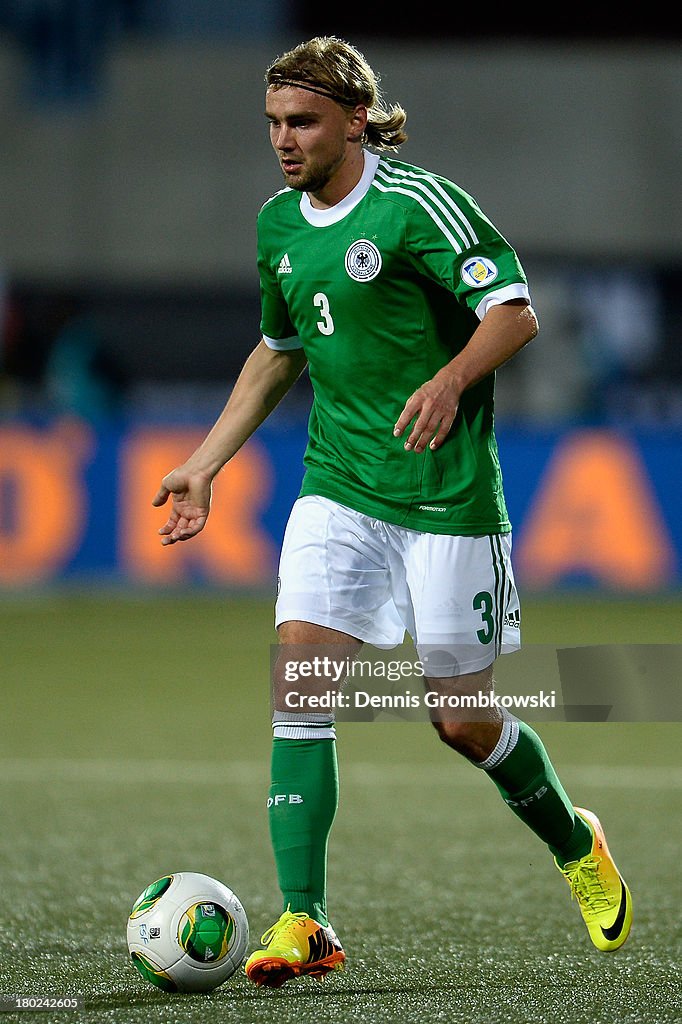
152, 467, 212, 545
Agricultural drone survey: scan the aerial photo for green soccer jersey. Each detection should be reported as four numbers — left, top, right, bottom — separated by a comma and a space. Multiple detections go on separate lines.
257, 151, 530, 535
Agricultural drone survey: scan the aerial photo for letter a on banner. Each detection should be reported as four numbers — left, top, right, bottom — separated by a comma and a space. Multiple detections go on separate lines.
517, 430, 674, 589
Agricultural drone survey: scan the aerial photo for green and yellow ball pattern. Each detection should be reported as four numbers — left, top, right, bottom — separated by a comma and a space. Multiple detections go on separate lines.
178, 903, 234, 963
129, 875, 174, 919
129, 951, 178, 992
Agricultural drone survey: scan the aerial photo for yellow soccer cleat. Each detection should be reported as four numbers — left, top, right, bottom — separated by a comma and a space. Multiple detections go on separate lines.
245, 908, 345, 988
557, 806, 633, 952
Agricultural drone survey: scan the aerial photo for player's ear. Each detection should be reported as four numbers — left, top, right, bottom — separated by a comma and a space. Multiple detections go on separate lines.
347, 105, 368, 143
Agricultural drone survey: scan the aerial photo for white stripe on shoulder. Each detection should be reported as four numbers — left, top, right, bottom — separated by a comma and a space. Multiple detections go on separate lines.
375, 160, 479, 249
260, 186, 293, 211
372, 177, 464, 254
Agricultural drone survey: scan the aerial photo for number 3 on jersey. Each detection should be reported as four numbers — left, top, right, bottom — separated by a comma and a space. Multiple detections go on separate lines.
314, 292, 334, 336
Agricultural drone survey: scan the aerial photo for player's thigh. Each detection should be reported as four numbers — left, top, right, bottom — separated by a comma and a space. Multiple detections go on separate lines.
278, 620, 360, 645
273, 619, 362, 713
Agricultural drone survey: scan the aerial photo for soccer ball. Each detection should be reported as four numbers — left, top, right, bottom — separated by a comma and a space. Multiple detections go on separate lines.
126, 871, 249, 992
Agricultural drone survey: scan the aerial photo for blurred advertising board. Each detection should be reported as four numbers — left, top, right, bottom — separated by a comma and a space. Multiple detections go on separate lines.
0, 419, 679, 591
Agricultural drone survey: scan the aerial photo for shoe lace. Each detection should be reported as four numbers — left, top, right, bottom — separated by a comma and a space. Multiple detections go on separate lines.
561, 855, 612, 917
259, 907, 309, 947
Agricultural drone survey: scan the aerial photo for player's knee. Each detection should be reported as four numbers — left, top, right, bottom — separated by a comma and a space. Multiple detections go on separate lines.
432, 716, 476, 754
432, 716, 501, 762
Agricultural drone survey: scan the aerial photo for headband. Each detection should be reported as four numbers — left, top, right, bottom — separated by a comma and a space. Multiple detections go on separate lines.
269, 78, 360, 107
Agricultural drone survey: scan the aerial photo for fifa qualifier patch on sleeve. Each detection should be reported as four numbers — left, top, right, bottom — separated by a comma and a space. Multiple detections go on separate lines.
460, 256, 499, 288
345, 239, 382, 282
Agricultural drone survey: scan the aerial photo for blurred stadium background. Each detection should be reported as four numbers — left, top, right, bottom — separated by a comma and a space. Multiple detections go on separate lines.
0, 8, 680, 1022
1, 7, 681, 741
0, 5, 681, 595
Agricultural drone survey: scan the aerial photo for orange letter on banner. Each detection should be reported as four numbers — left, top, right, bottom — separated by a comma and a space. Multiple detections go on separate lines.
517, 430, 674, 589
0, 421, 91, 584
122, 430, 276, 584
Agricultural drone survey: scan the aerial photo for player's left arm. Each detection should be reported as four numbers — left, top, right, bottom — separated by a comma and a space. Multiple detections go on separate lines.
393, 299, 538, 454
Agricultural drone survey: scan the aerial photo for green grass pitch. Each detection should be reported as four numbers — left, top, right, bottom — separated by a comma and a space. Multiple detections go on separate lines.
1, 592, 680, 1023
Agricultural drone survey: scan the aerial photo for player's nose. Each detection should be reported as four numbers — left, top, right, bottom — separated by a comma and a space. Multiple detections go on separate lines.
274, 125, 295, 150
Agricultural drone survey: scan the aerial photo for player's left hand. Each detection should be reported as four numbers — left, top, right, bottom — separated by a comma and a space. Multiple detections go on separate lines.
393, 366, 461, 453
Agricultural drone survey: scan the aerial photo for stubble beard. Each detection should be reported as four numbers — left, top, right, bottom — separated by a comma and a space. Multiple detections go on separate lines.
281, 146, 346, 195
283, 166, 325, 193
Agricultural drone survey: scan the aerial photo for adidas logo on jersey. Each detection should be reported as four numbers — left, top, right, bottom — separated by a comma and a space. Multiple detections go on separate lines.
277, 253, 292, 274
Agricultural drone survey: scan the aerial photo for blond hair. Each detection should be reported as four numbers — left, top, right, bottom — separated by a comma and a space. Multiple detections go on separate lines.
266, 36, 408, 152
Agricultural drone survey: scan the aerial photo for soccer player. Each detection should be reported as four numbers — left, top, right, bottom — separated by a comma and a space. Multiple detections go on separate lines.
152, 36, 632, 988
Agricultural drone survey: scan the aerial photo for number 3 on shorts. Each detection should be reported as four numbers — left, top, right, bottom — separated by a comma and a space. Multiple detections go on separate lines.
473, 590, 494, 644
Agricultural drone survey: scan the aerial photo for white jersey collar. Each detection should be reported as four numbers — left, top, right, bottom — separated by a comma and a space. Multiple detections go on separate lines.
299, 150, 380, 226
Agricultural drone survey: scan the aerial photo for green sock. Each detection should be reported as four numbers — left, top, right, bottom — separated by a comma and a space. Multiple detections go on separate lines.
482, 719, 592, 866
268, 737, 338, 925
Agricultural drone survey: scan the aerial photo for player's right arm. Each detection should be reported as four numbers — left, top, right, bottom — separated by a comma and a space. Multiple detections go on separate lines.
152, 339, 307, 545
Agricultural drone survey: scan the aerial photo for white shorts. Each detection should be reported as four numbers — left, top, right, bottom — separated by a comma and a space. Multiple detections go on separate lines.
275, 495, 521, 675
